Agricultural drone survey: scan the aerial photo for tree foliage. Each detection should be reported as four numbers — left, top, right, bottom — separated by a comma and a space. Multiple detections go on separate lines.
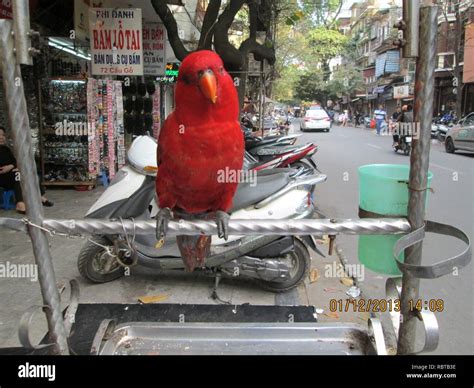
307, 27, 348, 65
272, 0, 350, 103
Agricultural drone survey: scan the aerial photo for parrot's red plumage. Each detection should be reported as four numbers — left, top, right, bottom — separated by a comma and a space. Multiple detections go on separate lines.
156, 50, 244, 272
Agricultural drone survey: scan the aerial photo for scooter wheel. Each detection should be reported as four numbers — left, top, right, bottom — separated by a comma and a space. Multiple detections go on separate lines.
257, 239, 310, 293
78, 236, 125, 283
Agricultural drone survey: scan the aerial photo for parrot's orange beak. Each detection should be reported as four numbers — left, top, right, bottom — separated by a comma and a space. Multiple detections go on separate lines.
198, 69, 217, 104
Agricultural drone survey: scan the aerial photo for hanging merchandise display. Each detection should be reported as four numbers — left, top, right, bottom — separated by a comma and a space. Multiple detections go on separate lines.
40, 79, 94, 187
87, 78, 126, 181
151, 82, 161, 139
122, 79, 160, 138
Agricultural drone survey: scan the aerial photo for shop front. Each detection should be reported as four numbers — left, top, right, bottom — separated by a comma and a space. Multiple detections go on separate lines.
0, 2, 176, 190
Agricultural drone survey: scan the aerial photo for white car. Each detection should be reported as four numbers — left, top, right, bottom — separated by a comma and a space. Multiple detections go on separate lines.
445, 112, 474, 153
300, 109, 331, 132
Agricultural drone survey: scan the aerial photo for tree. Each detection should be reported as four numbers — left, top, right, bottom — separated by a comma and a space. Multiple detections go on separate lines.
294, 70, 328, 103
326, 66, 365, 110
307, 27, 348, 80
150, 0, 277, 106
271, 0, 348, 101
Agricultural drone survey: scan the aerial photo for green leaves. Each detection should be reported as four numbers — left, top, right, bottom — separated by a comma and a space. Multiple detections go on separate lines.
307, 27, 349, 61
285, 10, 305, 26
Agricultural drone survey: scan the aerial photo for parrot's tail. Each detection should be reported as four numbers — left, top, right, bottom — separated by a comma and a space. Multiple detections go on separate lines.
176, 235, 211, 272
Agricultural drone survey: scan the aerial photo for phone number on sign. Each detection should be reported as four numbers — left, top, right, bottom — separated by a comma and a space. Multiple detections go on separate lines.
329, 299, 445, 313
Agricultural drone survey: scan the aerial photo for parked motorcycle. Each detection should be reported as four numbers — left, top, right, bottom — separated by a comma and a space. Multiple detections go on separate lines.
77, 136, 327, 292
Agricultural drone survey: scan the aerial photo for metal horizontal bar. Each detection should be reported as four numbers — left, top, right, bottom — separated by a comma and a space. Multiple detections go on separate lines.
34, 218, 411, 236
0, 217, 412, 236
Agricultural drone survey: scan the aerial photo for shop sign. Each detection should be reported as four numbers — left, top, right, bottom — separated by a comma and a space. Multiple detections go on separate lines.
0, 0, 12, 19
89, 8, 143, 76
143, 22, 166, 76
156, 62, 180, 83
393, 84, 410, 99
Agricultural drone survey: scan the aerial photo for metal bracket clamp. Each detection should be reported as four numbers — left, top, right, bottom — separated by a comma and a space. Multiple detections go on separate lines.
368, 318, 387, 355
18, 279, 80, 349
385, 277, 439, 354
58, 279, 80, 336
393, 220, 471, 279
18, 305, 55, 350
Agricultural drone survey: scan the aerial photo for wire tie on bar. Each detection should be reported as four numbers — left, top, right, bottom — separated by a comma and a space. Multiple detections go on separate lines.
22, 218, 55, 237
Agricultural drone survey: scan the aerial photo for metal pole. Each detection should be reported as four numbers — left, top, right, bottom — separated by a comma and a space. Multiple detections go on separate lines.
402, 0, 419, 58
11, 0, 33, 65
0, 20, 69, 353
397, 4, 438, 355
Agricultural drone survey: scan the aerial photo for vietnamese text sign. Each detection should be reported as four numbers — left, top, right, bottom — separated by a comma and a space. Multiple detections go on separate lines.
89, 8, 143, 76
143, 22, 166, 76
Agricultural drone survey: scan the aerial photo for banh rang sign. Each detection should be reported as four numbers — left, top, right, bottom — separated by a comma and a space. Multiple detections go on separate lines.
143, 22, 166, 76
89, 8, 143, 76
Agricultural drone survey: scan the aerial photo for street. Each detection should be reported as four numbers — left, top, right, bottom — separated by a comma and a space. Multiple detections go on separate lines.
292, 118, 473, 354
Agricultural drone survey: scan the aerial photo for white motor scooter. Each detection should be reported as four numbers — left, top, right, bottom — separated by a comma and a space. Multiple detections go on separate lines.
78, 136, 327, 292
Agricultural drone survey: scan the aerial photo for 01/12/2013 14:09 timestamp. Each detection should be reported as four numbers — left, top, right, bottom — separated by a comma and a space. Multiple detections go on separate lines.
329, 298, 445, 313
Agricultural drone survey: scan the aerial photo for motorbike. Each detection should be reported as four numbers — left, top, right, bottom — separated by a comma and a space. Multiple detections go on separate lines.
77, 136, 327, 292
393, 134, 412, 155
244, 130, 318, 171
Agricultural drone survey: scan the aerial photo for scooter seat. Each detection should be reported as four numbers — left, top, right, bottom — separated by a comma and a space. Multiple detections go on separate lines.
231, 170, 291, 211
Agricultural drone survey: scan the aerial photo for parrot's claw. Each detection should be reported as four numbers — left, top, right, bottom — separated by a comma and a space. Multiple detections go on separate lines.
156, 207, 172, 240
216, 211, 230, 241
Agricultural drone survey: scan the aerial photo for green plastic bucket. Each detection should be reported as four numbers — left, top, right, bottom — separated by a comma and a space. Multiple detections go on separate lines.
358, 164, 433, 275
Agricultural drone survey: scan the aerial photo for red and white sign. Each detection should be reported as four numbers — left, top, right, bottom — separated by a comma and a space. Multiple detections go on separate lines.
0, 0, 13, 19
143, 22, 166, 76
89, 8, 143, 76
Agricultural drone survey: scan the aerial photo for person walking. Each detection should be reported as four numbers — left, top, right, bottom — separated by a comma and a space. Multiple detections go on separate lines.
373, 104, 387, 135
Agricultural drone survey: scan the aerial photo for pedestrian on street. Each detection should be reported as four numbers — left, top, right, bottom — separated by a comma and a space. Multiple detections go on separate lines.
342, 110, 349, 127
0, 126, 53, 214
354, 111, 362, 127
373, 104, 387, 135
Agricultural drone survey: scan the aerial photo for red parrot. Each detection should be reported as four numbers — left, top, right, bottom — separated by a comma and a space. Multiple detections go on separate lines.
155, 50, 244, 272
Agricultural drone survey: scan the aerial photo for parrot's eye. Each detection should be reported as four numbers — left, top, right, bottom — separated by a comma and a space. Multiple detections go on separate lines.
181, 74, 191, 84
197, 70, 204, 78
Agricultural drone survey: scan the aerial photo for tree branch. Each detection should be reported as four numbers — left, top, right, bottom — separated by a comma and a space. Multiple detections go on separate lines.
151, 0, 190, 61
239, 38, 276, 64
213, 0, 247, 70
198, 0, 222, 50
238, 1, 275, 64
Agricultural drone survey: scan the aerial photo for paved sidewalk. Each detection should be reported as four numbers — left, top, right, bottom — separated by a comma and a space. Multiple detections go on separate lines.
0, 185, 371, 348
